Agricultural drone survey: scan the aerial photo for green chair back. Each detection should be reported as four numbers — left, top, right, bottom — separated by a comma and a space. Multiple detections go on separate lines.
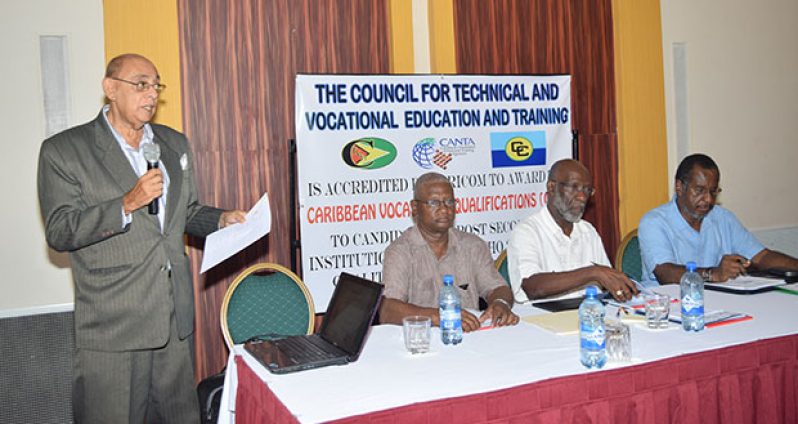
494, 249, 511, 287
616, 230, 643, 282
221, 263, 315, 348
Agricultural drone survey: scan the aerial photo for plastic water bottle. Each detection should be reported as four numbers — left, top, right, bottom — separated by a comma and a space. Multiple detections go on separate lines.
439, 274, 463, 345
579, 285, 607, 369
680, 261, 705, 331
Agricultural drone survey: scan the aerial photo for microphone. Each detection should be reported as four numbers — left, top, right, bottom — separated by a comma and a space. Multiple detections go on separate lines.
142, 143, 161, 215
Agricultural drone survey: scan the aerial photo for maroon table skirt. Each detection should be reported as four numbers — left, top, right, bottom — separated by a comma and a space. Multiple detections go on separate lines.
235, 334, 798, 423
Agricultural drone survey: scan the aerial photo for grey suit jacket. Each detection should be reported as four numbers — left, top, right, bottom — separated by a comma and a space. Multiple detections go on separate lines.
38, 111, 222, 351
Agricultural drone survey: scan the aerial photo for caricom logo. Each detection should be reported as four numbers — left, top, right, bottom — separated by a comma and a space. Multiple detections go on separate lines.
412, 138, 452, 170
490, 131, 546, 168
505, 136, 533, 161
341, 137, 397, 169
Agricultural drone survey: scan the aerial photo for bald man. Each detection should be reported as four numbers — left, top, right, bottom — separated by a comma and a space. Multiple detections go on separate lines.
38, 53, 245, 423
380, 172, 519, 332
507, 159, 637, 302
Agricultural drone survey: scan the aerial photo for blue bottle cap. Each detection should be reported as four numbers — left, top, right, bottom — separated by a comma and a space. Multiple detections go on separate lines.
585, 285, 598, 297
443, 274, 454, 286
686, 261, 697, 272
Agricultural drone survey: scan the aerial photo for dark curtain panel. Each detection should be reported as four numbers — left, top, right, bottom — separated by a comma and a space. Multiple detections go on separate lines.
453, 0, 621, 258
178, 0, 391, 380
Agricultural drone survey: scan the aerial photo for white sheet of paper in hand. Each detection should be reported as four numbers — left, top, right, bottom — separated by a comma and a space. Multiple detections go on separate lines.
200, 192, 272, 273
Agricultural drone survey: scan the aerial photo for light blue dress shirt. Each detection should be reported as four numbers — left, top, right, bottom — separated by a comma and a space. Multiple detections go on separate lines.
102, 105, 170, 232
638, 195, 764, 283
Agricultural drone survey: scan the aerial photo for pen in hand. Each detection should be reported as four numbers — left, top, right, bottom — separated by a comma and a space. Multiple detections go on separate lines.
625, 274, 655, 296
739, 257, 750, 276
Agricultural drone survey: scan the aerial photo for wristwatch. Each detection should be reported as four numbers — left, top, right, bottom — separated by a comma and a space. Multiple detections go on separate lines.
700, 268, 713, 282
492, 298, 512, 309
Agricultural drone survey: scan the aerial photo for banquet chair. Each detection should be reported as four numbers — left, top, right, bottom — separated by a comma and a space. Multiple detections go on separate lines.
202, 264, 314, 423
615, 229, 642, 282
220, 263, 315, 350
494, 249, 511, 286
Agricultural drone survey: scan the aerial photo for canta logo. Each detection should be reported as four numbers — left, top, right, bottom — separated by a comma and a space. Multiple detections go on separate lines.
490, 131, 546, 168
412, 138, 453, 170
341, 138, 397, 169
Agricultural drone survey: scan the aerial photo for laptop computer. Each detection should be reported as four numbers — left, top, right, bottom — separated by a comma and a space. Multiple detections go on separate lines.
243, 272, 383, 374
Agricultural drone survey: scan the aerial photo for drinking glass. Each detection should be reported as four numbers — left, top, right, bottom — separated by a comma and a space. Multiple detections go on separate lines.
644, 293, 671, 329
402, 316, 431, 354
605, 320, 631, 362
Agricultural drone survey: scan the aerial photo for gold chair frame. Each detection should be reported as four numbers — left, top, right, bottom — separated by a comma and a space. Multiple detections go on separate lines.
494, 249, 508, 272
615, 228, 639, 271
219, 263, 315, 350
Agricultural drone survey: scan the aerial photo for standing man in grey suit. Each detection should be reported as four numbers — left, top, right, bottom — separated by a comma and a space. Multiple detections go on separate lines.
38, 53, 246, 423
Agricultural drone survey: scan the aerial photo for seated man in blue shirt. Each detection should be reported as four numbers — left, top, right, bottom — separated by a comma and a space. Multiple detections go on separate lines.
639, 153, 798, 283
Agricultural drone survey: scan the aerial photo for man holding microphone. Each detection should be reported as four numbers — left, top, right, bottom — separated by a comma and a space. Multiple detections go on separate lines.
38, 53, 245, 423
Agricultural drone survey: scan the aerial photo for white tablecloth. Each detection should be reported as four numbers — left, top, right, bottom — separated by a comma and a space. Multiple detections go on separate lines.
219, 284, 798, 423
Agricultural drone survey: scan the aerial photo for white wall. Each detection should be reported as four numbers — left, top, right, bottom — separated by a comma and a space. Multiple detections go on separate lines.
0, 1, 104, 310
660, 0, 798, 237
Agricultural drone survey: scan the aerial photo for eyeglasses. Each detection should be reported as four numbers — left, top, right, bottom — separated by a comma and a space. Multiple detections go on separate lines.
415, 198, 456, 210
551, 180, 595, 197
683, 182, 722, 198
110, 77, 166, 93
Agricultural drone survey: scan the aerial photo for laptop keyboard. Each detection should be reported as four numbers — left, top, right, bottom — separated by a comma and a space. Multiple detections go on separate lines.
277, 336, 339, 362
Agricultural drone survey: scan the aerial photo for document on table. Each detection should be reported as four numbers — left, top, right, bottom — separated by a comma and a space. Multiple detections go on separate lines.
705, 275, 785, 292
523, 310, 579, 335
667, 308, 752, 327
605, 293, 677, 310
200, 192, 271, 273
605, 295, 647, 310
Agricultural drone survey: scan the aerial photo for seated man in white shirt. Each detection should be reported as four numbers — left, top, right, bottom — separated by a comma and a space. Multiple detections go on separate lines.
507, 159, 637, 302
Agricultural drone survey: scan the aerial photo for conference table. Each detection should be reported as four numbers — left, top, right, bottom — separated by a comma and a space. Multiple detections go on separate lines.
218, 284, 798, 423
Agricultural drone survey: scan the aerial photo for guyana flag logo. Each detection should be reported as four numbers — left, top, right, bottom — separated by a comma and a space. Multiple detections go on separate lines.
341, 137, 397, 169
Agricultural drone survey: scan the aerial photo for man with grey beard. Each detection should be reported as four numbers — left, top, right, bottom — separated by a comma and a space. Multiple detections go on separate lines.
507, 159, 636, 302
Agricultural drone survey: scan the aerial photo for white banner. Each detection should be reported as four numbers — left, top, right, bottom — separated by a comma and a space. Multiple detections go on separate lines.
296, 74, 572, 310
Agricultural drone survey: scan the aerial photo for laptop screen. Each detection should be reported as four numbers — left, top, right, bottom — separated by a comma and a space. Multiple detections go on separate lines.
320, 273, 383, 356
